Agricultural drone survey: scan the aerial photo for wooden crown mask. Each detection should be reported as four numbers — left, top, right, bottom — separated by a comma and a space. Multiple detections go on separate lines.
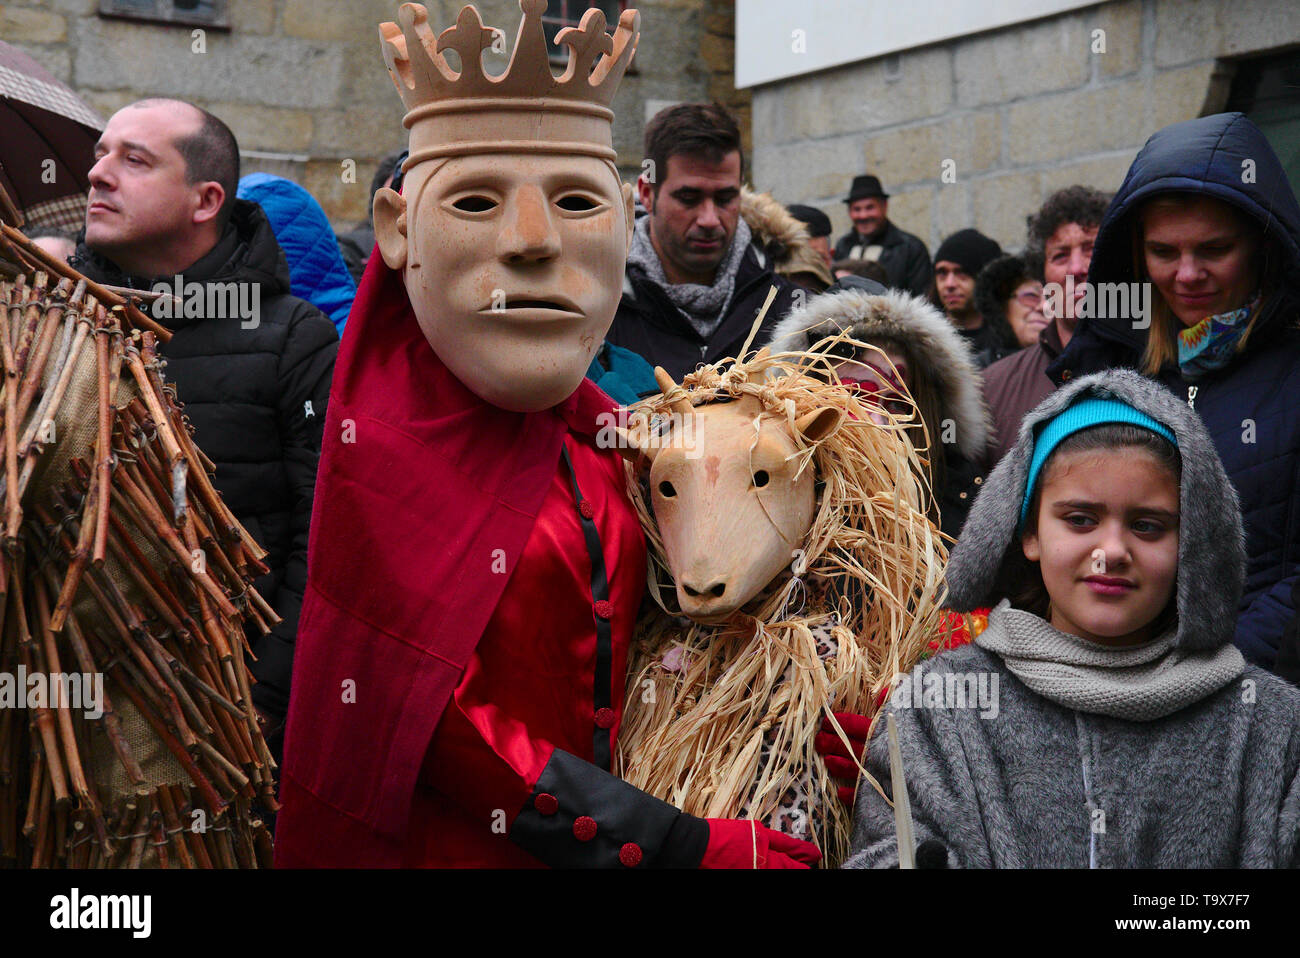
380, 0, 641, 164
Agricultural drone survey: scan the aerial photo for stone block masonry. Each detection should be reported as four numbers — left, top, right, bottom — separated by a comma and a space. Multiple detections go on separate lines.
750, 0, 1300, 255
7, 0, 720, 230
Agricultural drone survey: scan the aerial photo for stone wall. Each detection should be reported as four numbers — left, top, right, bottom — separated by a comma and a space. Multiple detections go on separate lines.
750, 0, 1299, 254
3, 0, 720, 228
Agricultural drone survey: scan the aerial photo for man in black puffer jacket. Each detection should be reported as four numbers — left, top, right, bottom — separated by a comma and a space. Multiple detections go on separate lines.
72, 98, 339, 757
608, 102, 799, 381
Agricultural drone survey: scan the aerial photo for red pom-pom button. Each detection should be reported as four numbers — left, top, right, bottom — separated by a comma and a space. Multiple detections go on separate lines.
619, 842, 643, 867
573, 816, 598, 842
594, 707, 615, 729
594, 600, 614, 620
579, 500, 595, 519
534, 793, 558, 816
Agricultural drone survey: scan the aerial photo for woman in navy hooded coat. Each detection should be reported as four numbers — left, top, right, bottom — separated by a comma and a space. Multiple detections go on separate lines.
1048, 112, 1300, 671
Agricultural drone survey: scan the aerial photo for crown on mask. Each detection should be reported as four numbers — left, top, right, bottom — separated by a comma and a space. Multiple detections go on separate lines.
380, 0, 640, 166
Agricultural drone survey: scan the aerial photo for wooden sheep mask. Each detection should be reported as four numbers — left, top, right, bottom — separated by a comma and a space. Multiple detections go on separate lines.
622, 366, 843, 622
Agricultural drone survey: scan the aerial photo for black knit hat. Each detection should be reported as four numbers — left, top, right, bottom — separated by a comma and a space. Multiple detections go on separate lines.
787, 204, 832, 238
844, 174, 889, 203
934, 228, 1003, 276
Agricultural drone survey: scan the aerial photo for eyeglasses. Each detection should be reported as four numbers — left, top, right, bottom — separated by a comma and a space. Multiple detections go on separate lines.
1015, 288, 1043, 307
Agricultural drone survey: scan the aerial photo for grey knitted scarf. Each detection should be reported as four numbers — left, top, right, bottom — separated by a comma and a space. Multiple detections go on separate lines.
975, 600, 1245, 721
625, 214, 753, 339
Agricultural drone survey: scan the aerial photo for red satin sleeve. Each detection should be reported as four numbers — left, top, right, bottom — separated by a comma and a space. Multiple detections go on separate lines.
402, 433, 645, 867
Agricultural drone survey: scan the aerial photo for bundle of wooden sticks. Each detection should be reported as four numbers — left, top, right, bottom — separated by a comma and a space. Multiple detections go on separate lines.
0, 216, 277, 868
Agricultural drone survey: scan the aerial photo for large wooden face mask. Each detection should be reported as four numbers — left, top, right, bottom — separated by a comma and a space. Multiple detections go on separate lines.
375, 152, 634, 412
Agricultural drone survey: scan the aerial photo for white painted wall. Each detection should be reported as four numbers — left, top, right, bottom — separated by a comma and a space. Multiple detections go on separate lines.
736, 0, 1104, 88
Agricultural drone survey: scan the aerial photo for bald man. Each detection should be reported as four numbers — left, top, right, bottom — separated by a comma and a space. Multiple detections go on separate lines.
72, 99, 339, 760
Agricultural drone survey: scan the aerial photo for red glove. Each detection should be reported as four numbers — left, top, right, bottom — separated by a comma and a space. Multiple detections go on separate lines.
699, 819, 821, 869
814, 712, 871, 807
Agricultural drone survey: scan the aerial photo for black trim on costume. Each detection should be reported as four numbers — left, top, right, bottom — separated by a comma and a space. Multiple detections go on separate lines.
560, 445, 614, 772
510, 749, 710, 868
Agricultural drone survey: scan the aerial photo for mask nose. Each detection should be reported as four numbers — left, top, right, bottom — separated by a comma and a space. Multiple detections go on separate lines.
497, 184, 560, 264
681, 579, 726, 600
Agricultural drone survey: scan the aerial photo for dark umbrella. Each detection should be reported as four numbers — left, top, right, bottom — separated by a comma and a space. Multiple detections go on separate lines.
0, 41, 103, 233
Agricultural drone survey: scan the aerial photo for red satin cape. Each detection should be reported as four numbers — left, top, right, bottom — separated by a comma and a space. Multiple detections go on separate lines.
274, 251, 620, 867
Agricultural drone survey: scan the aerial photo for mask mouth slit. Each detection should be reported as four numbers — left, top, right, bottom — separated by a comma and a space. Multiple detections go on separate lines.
504, 299, 569, 310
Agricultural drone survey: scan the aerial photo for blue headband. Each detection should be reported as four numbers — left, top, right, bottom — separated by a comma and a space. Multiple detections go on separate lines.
1019, 397, 1178, 529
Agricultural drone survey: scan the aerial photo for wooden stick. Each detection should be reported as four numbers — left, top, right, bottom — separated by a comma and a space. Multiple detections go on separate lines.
0, 222, 171, 341
155, 785, 194, 869
31, 774, 51, 868
0, 283, 20, 547
12, 562, 69, 807
21, 746, 42, 840
112, 675, 226, 815
16, 307, 91, 460
116, 463, 238, 619
98, 483, 193, 631
253, 819, 273, 869
124, 800, 149, 869
11, 272, 45, 384
48, 466, 98, 633
92, 313, 117, 565
13, 310, 93, 505
12, 278, 75, 428
32, 583, 92, 810
184, 658, 246, 720
101, 511, 192, 641
63, 621, 146, 791
150, 801, 168, 870
176, 788, 214, 869
24, 531, 149, 793
126, 339, 186, 519
211, 820, 238, 869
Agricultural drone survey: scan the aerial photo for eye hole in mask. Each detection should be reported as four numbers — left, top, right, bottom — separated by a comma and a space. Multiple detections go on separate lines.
453, 195, 497, 212
556, 194, 599, 212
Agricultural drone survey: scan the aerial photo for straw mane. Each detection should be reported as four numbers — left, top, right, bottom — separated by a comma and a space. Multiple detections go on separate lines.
616, 342, 951, 867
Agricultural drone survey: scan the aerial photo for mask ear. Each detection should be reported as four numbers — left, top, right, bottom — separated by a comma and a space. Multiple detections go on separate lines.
794, 406, 844, 445
373, 186, 408, 271
621, 181, 635, 246
613, 424, 658, 470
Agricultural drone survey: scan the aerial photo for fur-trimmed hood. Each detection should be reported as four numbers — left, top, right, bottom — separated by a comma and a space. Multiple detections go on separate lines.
946, 368, 1245, 653
767, 287, 991, 460
741, 187, 834, 289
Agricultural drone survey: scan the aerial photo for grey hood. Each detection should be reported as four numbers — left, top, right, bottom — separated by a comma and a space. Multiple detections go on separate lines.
946, 368, 1245, 653
767, 287, 991, 461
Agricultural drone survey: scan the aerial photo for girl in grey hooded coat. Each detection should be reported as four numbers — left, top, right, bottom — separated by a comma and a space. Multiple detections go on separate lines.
845, 368, 1300, 868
